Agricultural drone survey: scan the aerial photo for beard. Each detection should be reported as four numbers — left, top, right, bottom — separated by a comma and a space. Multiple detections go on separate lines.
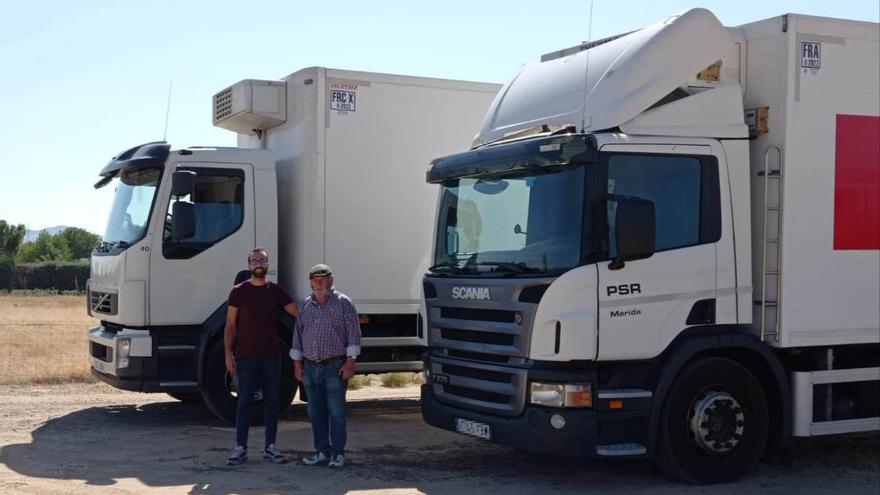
251, 267, 267, 278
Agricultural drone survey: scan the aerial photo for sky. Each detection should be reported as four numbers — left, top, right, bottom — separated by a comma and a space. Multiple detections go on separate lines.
0, 0, 877, 236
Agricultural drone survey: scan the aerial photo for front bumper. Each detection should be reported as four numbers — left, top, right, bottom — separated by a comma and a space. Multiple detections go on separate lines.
421, 384, 598, 457
88, 324, 200, 393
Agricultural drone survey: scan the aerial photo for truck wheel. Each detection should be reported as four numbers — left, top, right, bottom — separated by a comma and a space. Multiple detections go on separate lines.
166, 391, 203, 403
654, 357, 768, 484
201, 341, 298, 424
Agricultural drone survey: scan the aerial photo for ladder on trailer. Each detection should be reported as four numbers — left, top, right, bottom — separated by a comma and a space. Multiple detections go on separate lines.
759, 146, 783, 342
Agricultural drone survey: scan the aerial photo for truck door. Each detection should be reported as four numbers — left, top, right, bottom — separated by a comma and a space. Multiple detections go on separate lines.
597, 145, 721, 360
149, 163, 255, 326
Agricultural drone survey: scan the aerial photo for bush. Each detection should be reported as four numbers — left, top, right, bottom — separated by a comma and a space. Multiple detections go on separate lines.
380, 372, 416, 388
16, 261, 90, 291
0, 256, 15, 290
347, 375, 372, 390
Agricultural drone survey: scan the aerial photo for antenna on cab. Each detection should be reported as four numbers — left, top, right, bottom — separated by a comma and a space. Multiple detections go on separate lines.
163, 80, 173, 142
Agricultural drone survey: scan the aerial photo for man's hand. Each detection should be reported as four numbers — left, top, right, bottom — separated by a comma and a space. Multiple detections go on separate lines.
339, 358, 356, 380
293, 361, 303, 382
225, 352, 236, 374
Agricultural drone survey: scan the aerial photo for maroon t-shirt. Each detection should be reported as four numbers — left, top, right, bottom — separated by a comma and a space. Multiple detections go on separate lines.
228, 281, 293, 359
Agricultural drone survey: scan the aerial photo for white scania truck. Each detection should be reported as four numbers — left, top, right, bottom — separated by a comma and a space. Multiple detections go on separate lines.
420, 10, 879, 483
87, 67, 499, 422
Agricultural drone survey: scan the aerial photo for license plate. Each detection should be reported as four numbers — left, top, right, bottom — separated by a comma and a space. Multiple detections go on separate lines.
90, 357, 110, 374
455, 418, 491, 440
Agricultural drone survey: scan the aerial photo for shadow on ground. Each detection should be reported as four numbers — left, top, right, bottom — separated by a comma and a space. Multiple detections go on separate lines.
1, 397, 878, 494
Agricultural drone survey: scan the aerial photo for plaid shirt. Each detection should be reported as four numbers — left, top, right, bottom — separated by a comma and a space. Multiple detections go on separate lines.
290, 288, 362, 361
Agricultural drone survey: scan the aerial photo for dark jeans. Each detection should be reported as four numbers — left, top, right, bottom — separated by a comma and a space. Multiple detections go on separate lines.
302, 359, 348, 456
235, 357, 281, 449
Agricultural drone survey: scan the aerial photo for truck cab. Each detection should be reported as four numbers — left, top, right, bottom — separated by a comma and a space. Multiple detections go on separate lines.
88, 142, 286, 419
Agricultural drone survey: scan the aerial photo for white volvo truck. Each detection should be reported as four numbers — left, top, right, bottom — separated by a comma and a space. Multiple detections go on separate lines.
87, 67, 499, 422
420, 10, 879, 483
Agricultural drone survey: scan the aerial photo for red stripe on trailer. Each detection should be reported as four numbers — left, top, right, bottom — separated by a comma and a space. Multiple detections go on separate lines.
834, 114, 880, 250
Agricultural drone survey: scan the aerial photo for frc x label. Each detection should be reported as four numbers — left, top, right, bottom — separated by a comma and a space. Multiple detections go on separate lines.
330, 90, 356, 112
452, 287, 491, 300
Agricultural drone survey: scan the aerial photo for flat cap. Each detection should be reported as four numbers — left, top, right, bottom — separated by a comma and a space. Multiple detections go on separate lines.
308, 263, 333, 278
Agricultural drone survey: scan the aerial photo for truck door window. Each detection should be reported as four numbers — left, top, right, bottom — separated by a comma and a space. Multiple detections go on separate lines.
163, 168, 245, 259
607, 154, 720, 257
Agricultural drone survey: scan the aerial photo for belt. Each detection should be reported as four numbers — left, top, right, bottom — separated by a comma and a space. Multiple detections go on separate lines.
305, 355, 346, 365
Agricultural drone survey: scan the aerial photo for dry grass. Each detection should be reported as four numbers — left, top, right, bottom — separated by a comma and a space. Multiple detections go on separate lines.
347, 374, 372, 390
0, 294, 97, 384
380, 372, 421, 388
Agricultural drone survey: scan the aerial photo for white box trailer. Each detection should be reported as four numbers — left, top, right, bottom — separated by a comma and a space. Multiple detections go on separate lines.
87, 67, 500, 422
419, 9, 879, 484
225, 68, 502, 310
738, 16, 880, 348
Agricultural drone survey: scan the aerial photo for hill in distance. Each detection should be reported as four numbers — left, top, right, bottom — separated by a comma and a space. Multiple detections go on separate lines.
23, 226, 70, 243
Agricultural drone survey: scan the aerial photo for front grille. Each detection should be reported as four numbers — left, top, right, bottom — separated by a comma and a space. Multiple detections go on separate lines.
440, 307, 516, 323
447, 349, 510, 364
89, 290, 118, 315
443, 385, 509, 404
430, 355, 527, 416
440, 328, 514, 346
442, 363, 511, 383
90, 342, 112, 362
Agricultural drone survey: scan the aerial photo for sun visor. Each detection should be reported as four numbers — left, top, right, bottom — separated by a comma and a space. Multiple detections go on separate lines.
95, 142, 170, 188
475, 8, 734, 146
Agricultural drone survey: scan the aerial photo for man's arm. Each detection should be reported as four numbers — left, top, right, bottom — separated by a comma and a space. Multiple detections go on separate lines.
282, 302, 298, 318
224, 305, 239, 374
290, 314, 304, 382
339, 299, 362, 380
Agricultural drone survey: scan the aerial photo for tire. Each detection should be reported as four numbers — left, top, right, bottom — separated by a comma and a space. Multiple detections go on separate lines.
654, 357, 769, 484
166, 391, 203, 404
201, 340, 298, 424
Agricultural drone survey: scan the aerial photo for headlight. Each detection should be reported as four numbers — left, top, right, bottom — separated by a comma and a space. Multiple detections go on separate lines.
529, 382, 592, 408
530, 382, 565, 407
118, 339, 131, 358
118, 357, 130, 369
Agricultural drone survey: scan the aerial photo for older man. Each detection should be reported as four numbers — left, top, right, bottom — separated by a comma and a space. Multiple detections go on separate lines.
291, 264, 362, 468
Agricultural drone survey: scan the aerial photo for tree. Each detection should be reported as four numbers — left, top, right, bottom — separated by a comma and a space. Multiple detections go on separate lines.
59, 227, 101, 260
16, 232, 71, 263
0, 220, 25, 257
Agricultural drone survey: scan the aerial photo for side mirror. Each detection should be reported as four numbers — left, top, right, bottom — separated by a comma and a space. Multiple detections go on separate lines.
609, 196, 655, 270
171, 201, 196, 240
171, 170, 196, 198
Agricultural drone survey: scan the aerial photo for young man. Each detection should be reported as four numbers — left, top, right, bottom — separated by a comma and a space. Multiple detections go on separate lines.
291, 264, 362, 468
225, 248, 298, 466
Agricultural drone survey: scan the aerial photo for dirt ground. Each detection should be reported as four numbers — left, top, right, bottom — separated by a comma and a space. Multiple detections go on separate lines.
0, 382, 877, 495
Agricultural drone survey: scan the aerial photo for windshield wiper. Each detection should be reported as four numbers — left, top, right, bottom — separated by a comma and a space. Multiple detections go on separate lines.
428, 261, 463, 273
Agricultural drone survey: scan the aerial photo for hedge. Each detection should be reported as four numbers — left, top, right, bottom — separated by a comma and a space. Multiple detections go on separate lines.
0, 256, 15, 290
15, 261, 90, 291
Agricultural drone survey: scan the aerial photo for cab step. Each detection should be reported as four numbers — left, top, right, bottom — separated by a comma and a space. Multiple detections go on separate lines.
595, 443, 648, 457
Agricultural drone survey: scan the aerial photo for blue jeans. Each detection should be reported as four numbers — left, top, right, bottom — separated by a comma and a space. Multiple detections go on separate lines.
235, 357, 281, 449
302, 359, 348, 456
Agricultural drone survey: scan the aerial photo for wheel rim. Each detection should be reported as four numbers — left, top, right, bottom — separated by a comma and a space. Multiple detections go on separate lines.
225, 371, 263, 402
687, 389, 745, 455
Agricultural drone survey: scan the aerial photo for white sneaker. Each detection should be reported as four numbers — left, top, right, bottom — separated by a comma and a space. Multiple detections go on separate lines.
328, 454, 345, 468
226, 445, 247, 466
263, 444, 288, 464
301, 451, 329, 465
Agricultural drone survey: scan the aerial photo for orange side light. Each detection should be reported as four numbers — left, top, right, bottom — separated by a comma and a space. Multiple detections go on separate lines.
566, 388, 593, 408
358, 315, 370, 325
609, 400, 624, 410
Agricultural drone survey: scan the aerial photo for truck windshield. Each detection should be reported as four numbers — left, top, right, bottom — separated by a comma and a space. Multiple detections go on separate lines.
101, 167, 162, 247
432, 166, 586, 276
